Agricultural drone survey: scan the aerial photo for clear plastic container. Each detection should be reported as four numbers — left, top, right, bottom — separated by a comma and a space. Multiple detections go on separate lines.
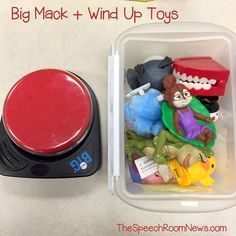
108, 22, 236, 212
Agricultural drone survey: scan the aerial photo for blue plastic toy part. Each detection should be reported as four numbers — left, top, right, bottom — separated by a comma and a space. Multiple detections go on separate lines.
125, 88, 164, 136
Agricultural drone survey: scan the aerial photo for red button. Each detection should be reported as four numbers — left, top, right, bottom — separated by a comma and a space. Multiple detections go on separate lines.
3, 69, 93, 155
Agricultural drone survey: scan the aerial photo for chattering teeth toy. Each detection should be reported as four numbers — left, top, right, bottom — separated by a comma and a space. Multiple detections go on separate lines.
0, 69, 101, 178
173, 57, 229, 96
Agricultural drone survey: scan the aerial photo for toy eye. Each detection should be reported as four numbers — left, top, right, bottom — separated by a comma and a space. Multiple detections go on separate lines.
173, 94, 183, 101
184, 91, 191, 98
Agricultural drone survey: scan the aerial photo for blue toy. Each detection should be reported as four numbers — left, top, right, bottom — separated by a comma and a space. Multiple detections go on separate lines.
125, 85, 164, 136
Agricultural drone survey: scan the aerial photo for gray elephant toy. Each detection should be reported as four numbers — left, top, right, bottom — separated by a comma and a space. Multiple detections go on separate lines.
126, 56, 173, 92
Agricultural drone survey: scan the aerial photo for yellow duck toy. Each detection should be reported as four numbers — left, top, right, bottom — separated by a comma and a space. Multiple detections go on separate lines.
169, 156, 216, 187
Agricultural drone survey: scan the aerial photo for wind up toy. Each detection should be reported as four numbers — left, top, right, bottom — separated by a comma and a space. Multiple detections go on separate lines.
125, 56, 230, 188
0, 69, 101, 178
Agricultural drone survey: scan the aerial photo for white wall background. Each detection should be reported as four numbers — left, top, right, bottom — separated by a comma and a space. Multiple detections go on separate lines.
0, 0, 235, 235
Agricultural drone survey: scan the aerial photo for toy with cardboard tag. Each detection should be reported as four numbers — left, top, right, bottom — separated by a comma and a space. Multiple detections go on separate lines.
169, 156, 216, 187
125, 131, 172, 183
127, 155, 166, 184
162, 75, 216, 148
126, 56, 173, 91
173, 57, 230, 121
125, 130, 214, 184
125, 83, 164, 136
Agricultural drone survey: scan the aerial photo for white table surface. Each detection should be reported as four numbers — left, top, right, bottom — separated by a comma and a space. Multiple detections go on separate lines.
0, 0, 235, 235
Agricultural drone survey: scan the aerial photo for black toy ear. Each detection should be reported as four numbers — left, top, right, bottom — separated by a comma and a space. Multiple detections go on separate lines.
134, 64, 145, 74
159, 56, 173, 69
126, 69, 139, 90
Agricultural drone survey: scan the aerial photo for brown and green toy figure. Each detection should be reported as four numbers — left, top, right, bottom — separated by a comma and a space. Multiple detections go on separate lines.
125, 129, 214, 167
162, 75, 216, 148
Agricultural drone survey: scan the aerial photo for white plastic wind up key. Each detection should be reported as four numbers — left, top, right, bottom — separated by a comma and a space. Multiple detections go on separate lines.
126, 83, 151, 98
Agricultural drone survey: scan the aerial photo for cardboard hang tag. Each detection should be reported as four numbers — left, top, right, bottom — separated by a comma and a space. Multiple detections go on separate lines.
134, 156, 158, 179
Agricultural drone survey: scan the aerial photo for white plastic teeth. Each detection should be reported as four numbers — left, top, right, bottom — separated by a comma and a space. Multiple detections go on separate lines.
173, 69, 217, 91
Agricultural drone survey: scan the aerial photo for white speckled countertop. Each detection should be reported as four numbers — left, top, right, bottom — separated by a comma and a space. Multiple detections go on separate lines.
0, 0, 235, 235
